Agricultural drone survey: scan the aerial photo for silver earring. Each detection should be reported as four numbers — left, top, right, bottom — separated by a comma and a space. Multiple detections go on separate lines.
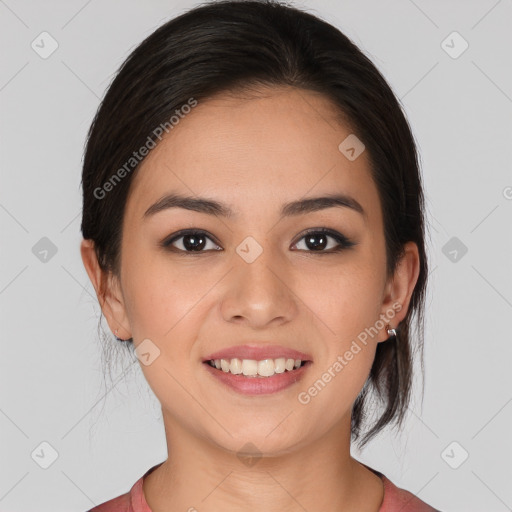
386, 324, 397, 338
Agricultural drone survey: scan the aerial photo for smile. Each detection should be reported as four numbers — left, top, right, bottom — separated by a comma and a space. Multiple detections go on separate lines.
206, 357, 306, 377
203, 359, 312, 395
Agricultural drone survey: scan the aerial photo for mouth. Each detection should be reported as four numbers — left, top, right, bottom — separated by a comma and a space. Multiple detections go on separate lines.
201, 345, 313, 395
204, 357, 311, 378
202, 359, 312, 395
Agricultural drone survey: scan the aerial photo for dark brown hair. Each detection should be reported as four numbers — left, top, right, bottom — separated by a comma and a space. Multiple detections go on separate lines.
81, 0, 429, 449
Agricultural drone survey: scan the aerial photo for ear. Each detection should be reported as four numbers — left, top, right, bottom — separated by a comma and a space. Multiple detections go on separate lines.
80, 239, 132, 340
378, 241, 421, 343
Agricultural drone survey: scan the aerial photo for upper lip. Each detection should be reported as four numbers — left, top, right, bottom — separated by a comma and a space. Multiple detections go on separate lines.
203, 344, 312, 362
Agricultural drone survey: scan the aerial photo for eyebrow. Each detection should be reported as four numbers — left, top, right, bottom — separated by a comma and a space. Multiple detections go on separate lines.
143, 192, 366, 220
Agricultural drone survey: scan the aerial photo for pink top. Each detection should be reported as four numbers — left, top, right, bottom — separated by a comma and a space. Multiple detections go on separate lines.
88, 462, 440, 512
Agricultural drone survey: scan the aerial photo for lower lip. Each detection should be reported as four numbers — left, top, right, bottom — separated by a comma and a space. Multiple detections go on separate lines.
203, 362, 311, 395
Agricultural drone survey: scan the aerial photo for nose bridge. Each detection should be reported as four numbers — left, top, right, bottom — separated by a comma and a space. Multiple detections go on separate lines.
221, 234, 297, 326
235, 235, 285, 297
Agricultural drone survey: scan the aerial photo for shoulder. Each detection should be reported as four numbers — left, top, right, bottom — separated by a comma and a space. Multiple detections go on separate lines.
86, 475, 147, 512
379, 473, 441, 512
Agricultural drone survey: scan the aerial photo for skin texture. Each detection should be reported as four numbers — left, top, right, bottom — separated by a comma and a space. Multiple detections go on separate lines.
81, 86, 420, 512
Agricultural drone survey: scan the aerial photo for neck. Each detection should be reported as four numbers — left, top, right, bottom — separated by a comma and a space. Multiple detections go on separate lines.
143, 412, 384, 512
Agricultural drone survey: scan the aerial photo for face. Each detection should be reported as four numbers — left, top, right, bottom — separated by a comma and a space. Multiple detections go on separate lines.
84, 86, 417, 458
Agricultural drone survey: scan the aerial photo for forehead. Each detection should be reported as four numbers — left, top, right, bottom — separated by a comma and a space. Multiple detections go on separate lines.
125, 87, 380, 223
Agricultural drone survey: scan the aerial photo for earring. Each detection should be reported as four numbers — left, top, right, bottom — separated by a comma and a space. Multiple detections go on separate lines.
386, 324, 397, 339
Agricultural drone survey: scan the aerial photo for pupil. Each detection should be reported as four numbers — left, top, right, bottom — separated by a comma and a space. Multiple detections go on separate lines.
306, 233, 327, 251
184, 233, 206, 251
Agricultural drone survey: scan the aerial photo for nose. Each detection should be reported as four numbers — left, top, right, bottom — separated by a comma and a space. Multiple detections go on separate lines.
220, 244, 299, 329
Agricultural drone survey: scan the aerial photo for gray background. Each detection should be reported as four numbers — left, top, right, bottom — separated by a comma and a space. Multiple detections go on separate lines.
1, 0, 511, 511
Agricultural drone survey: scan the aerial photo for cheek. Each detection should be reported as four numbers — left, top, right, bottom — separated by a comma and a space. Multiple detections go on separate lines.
298, 257, 385, 342
295, 337, 376, 437
296, 284, 380, 426
121, 254, 207, 410
121, 249, 206, 340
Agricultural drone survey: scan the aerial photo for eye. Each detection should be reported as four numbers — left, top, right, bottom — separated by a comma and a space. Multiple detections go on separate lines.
161, 227, 356, 255
292, 228, 356, 253
162, 229, 221, 253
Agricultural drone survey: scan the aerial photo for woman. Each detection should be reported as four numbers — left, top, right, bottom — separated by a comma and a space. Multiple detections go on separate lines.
80, 1, 440, 510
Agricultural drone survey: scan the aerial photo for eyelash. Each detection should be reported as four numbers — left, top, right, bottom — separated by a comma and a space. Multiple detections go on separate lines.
161, 228, 356, 255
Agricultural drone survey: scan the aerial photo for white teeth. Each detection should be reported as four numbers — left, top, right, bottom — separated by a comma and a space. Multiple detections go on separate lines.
242, 359, 258, 376
229, 358, 242, 375
258, 359, 275, 377
274, 358, 286, 374
208, 357, 306, 377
